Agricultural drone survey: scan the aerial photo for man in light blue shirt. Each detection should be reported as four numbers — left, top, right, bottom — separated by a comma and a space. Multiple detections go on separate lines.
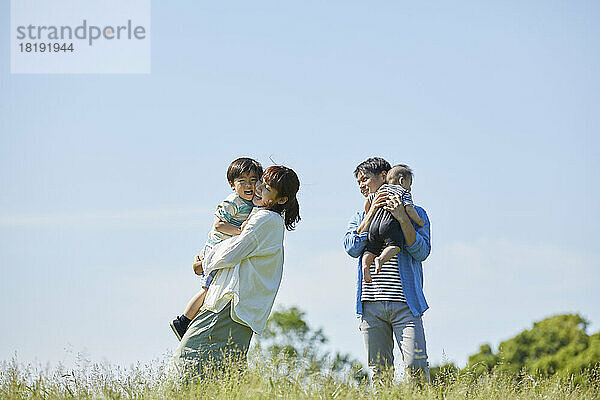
344, 157, 431, 382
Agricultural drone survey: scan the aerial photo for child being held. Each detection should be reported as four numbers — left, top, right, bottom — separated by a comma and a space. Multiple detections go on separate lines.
362, 165, 424, 283
170, 157, 263, 340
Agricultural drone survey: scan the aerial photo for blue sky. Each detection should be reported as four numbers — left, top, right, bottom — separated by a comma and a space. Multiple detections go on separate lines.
1, 1, 599, 370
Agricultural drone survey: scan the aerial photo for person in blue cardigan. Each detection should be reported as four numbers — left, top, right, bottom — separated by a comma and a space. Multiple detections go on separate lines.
344, 157, 431, 383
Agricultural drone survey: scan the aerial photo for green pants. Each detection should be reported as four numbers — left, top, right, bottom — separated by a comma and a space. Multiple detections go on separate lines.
166, 302, 253, 381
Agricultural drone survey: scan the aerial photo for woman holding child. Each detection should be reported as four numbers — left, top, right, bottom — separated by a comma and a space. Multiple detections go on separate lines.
166, 162, 301, 380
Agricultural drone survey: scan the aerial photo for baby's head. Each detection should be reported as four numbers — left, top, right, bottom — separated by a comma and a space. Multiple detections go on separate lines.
386, 164, 413, 190
227, 157, 263, 202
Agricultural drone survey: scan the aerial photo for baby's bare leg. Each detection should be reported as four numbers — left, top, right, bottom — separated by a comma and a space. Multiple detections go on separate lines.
183, 288, 208, 320
405, 205, 425, 227
362, 252, 376, 283
375, 246, 401, 273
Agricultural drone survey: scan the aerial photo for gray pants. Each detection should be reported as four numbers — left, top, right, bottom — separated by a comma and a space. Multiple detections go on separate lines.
165, 302, 253, 382
359, 301, 429, 382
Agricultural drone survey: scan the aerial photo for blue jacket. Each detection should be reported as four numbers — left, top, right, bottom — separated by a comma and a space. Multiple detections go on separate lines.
343, 206, 431, 317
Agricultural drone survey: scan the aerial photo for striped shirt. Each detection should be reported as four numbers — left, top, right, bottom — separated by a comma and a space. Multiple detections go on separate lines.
206, 193, 254, 246
344, 207, 431, 317
361, 256, 406, 302
368, 183, 413, 206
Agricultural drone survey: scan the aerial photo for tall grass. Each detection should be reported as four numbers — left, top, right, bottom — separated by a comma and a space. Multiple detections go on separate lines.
2, 355, 599, 399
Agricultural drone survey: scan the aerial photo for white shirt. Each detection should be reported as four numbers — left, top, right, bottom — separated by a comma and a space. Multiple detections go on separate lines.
201, 209, 285, 334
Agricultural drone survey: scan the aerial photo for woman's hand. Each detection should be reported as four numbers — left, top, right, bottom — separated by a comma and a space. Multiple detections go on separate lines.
192, 254, 204, 276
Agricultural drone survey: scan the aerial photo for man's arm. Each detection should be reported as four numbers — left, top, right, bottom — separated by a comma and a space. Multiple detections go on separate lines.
385, 194, 431, 262
345, 191, 392, 257
355, 190, 388, 234
343, 212, 368, 258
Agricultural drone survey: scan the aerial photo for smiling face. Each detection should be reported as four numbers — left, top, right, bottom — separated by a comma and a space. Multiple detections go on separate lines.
252, 179, 265, 206
230, 172, 260, 201
356, 170, 386, 196
252, 179, 287, 207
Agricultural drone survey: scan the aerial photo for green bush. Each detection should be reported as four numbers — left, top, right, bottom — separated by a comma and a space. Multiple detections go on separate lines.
465, 314, 600, 383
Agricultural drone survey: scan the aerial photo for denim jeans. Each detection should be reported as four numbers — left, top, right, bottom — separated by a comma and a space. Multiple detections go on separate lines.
359, 301, 429, 382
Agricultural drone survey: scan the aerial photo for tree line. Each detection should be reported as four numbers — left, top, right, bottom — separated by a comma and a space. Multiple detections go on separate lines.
258, 307, 600, 383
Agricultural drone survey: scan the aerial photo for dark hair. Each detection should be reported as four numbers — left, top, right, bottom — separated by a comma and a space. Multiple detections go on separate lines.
262, 165, 301, 231
387, 164, 413, 184
227, 158, 264, 184
353, 157, 391, 178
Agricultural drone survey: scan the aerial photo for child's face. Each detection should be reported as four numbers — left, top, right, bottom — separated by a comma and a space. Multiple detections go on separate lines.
230, 172, 260, 201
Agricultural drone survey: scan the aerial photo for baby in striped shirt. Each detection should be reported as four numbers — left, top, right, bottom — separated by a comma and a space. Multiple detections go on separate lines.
362, 165, 425, 283
170, 157, 263, 340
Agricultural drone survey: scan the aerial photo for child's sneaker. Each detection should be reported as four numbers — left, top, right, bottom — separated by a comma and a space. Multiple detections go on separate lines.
170, 316, 189, 341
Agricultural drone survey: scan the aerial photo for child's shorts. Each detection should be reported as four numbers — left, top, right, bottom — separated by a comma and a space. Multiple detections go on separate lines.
198, 244, 217, 288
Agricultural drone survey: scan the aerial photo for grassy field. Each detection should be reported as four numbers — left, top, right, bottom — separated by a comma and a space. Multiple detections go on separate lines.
2, 356, 599, 400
